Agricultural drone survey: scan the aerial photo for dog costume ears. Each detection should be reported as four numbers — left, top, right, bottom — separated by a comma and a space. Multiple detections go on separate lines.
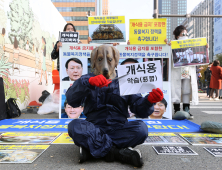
90, 46, 98, 69
90, 45, 120, 69
111, 46, 120, 68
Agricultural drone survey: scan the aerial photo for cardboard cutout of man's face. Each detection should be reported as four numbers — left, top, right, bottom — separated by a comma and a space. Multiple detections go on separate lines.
66, 61, 83, 81
64, 104, 83, 119
149, 101, 166, 119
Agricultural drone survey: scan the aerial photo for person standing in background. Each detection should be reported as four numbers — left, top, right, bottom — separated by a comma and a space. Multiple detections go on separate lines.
204, 62, 212, 98
51, 23, 76, 72
209, 60, 222, 100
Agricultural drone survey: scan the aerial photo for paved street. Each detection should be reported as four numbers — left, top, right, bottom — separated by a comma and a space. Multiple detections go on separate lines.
0, 93, 222, 170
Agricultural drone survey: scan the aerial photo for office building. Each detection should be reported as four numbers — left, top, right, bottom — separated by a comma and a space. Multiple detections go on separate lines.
158, 0, 187, 41
51, 0, 109, 44
182, 0, 214, 61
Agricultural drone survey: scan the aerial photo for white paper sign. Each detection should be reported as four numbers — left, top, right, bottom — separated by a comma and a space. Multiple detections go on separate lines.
117, 60, 163, 96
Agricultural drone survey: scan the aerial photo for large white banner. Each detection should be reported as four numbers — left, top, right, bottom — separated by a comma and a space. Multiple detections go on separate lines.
214, 0, 222, 55
60, 44, 172, 120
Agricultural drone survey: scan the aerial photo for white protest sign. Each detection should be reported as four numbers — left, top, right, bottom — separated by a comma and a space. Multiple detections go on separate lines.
117, 60, 163, 96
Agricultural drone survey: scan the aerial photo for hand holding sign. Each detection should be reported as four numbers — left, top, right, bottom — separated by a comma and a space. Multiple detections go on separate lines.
89, 75, 111, 88
147, 88, 163, 103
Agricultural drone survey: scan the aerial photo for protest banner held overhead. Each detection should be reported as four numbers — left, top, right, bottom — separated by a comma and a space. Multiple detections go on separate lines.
88, 16, 126, 43
129, 18, 167, 45
171, 37, 209, 67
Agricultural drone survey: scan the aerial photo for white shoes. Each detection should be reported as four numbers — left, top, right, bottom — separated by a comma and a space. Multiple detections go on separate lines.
209, 98, 213, 100
214, 98, 219, 101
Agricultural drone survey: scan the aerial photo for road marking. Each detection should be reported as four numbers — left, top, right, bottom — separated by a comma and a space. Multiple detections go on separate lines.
202, 111, 222, 114
190, 106, 222, 108
197, 103, 222, 105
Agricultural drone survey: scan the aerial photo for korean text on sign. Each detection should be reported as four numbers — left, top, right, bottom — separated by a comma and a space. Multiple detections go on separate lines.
129, 18, 167, 45
117, 60, 163, 96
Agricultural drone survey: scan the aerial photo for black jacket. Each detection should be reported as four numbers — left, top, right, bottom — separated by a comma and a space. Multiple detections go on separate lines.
62, 76, 70, 81
66, 73, 154, 127
51, 41, 60, 71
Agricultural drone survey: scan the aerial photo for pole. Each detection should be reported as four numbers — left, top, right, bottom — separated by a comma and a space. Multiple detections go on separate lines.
153, 0, 158, 19
158, 14, 222, 18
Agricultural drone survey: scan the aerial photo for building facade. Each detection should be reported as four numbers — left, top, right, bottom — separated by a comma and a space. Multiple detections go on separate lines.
182, 0, 214, 61
51, 0, 109, 44
158, 0, 187, 41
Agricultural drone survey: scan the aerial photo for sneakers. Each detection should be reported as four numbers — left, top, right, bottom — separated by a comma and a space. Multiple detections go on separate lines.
189, 113, 194, 120
105, 146, 143, 167
209, 98, 213, 100
104, 145, 120, 162
117, 147, 144, 167
214, 97, 219, 101
183, 105, 194, 120
79, 147, 92, 163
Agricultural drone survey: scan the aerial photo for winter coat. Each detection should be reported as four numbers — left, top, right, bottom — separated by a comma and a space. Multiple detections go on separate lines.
66, 73, 154, 128
51, 41, 60, 71
171, 60, 199, 105
210, 65, 222, 89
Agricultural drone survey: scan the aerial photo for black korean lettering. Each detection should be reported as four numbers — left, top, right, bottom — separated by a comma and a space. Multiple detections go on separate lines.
136, 63, 146, 74
126, 65, 136, 75
146, 63, 156, 73
149, 76, 155, 82
127, 78, 134, 84
143, 76, 149, 82
134, 77, 139, 83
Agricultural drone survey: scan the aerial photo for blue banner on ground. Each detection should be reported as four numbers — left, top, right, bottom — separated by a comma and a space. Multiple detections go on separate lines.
0, 119, 202, 132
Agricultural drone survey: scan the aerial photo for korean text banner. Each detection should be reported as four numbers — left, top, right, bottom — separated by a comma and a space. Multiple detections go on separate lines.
171, 37, 209, 68
59, 44, 172, 119
88, 16, 126, 43
117, 45, 170, 58
129, 18, 167, 45
171, 37, 207, 49
117, 60, 163, 96
88, 16, 125, 25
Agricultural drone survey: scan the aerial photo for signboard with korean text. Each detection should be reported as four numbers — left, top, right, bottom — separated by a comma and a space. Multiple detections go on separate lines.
88, 16, 126, 43
0, 132, 60, 144
59, 44, 172, 119
59, 44, 99, 119
116, 45, 172, 119
0, 145, 50, 163
152, 146, 198, 155
129, 18, 167, 45
204, 147, 222, 157
143, 133, 188, 145
117, 60, 163, 96
179, 133, 222, 145
0, 119, 201, 132
59, 32, 79, 43
52, 133, 74, 144
171, 37, 209, 67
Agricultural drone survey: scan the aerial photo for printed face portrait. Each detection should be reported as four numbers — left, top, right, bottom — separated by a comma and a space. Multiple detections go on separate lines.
149, 101, 166, 119
66, 60, 83, 81
64, 104, 83, 119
